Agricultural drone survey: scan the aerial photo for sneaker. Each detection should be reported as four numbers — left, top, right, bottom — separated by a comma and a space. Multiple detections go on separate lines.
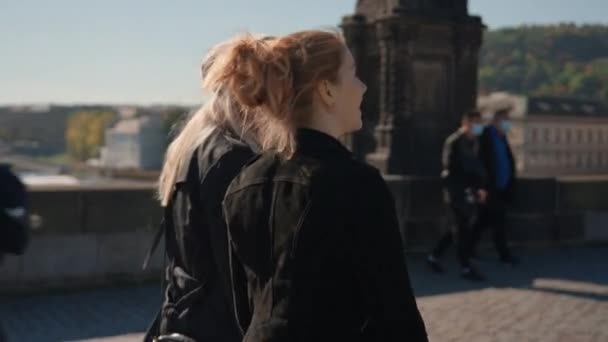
461, 267, 485, 282
427, 255, 445, 274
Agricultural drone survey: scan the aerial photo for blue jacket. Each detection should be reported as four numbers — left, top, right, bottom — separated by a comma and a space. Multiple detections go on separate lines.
479, 126, 517, 199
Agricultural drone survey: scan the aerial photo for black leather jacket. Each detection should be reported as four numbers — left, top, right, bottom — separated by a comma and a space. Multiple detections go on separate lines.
223, 128, 428, 342
154, 126, 256, 342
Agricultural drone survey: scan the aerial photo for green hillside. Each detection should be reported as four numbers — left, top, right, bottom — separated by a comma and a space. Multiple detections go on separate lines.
479, 24, 608, 103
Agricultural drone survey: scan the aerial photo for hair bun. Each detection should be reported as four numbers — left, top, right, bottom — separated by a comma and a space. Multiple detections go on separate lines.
220, 37, 271, 109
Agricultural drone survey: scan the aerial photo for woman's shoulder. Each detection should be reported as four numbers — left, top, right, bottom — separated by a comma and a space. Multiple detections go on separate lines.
330, 156, 384, 180
204, 127, 252, 153
307, 156, 386, 193
192, 128, 256, 182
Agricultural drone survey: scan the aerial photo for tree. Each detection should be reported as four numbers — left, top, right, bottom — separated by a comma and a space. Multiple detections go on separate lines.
87, 111, 115, 156
480, 24, 608, 104
65, 110, 116, 161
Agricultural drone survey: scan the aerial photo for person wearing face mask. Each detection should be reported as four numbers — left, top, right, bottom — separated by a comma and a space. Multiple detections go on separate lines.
469, 108, 519, 266
427, 111, 488, 281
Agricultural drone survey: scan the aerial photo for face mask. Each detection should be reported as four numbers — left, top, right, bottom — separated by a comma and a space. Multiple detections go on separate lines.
472, 123, 484, 137
500, 120, 511, 133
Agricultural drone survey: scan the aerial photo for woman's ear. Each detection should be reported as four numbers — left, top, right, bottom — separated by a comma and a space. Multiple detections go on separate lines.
316, 80, 335, 109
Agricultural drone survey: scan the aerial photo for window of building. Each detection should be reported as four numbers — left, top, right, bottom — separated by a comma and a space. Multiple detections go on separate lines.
552, 153, 557, 166
527, 153, 535, 166
577, 130, 583, 144
565, 129, 571, 143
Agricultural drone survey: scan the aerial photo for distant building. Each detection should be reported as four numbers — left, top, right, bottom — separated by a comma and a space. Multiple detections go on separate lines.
101, 111, 165, 170
0, 105, 88, 156
478, 92, 608, 176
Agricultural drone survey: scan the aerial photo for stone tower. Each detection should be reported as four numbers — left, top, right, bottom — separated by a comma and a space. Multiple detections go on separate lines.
341, 0, 484, 175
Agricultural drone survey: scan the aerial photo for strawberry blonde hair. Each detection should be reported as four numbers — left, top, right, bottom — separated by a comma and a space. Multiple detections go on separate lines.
217, 29, 346, 158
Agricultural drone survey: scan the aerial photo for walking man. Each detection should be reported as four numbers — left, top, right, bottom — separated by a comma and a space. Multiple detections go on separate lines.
428, 111, 488, 281
470, 108, 519, 266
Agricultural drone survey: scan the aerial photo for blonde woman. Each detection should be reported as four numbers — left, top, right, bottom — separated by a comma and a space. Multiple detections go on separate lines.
145, 37, 266, 342
221, 30, 428, 342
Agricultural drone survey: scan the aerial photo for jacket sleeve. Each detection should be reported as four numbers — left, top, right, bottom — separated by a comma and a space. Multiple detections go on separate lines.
199, 146, 256, 334
442, 135, 462, 202
470, 144, 488, 191
479, 129, 497, 192
351, 169, 428, 342
441, 135, 453, 177
0, 209, 30, 255
505, 137, 518, 200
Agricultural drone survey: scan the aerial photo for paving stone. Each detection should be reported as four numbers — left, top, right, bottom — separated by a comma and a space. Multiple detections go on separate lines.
1, 246, 606, 342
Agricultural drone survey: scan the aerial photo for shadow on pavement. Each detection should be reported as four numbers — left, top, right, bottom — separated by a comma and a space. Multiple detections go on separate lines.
1, 245, 606, 342
0, 285, 161, 342
407, 245, 608, 301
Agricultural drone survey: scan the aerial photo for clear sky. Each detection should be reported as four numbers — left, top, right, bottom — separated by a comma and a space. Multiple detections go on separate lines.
1, 0, 606, 105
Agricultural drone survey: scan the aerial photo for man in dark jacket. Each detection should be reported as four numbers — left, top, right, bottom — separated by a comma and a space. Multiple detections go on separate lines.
470, 108, 519, 266
0, 163, 30, 342
427, 111, 488, 281
0, 163, 30, 259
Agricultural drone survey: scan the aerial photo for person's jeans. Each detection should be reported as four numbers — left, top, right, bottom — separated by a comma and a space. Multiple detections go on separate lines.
432, 205, 476, 268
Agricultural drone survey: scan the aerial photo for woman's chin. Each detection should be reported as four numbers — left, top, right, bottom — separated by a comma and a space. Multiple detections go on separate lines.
349, 119, 363, 133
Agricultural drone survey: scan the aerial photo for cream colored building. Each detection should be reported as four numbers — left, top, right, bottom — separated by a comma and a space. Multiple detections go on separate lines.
100, 111, 165, 170
478, 92, 608, 177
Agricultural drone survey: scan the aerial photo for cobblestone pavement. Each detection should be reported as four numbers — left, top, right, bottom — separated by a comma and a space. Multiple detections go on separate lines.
1, 245, 607, 342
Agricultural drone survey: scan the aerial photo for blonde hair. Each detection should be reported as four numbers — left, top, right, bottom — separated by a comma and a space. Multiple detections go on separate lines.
158, 30, 346, 205
217, 30, 346, 158
157, 37, 260, 206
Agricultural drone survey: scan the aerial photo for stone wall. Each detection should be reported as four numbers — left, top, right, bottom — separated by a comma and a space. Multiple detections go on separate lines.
385, 176, 608, 251
0, 184, 163, 293
2, 177, 607, 293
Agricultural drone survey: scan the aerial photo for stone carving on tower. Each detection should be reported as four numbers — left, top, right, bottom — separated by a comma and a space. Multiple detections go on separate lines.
341, 0, 484, 175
